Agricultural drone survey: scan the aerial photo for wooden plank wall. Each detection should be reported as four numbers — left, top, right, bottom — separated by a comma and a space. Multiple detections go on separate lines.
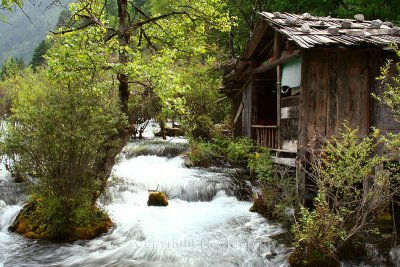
281, 95, 299, 151
300, 48, 370, 145
242, 83, 253, 138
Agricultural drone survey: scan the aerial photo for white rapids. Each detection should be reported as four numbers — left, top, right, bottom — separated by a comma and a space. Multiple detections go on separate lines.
0, 128, 290, 267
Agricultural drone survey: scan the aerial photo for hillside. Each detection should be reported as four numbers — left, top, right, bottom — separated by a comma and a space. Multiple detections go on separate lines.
0, 1, 69, 66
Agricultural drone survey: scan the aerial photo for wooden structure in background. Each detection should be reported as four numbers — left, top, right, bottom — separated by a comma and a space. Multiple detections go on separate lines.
220, 12, 400, 198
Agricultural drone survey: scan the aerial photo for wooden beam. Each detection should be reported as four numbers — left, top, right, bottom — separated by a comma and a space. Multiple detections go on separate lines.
254, 50, 301, 73
242, 20, 269, 59
274, 31, 282, 149
257, 39, 273, 57
234, 102, 244, 125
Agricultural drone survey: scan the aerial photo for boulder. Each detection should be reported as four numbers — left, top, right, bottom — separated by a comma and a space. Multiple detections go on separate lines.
147, 191, 169, 206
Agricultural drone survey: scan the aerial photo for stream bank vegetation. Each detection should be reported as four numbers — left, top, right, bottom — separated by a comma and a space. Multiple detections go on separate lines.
288, 48, 400, 266
289, 125, 400, 266
1, 68, 124, 240
187, 134, 298, 222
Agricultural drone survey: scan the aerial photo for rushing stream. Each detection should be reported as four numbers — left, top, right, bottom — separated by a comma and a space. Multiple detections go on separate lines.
0, 127, 290, 267
2, 125, 400, 266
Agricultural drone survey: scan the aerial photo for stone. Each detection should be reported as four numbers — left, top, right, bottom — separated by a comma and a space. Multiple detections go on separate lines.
301, 23, 311, 33
316, 20, 325, 26
327, 27, 339, 35
391, 27, 400, 36
341, 20, 352, 29
354, 14, 365, 21
363, 31, 372, 38
147, 191, 168, 206
285, 17, 299, 26
371, 19, 382, 29
383, 21, 394, 28
273, 12, 283, 19
289, 249, 340, 267
301, 13, 311, 20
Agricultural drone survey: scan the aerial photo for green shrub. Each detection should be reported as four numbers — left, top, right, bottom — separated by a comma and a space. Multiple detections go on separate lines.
225, 137, 254, 162
248, 148, 296, 219
1, 68, 124, 237
291, 124, 399, 263
248, 147, 274, 180
188, 141, 217, 167
188, 136, 255, 167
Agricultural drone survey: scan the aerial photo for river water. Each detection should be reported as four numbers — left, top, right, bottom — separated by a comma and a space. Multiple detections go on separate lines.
2, 125, 400, 267
0, 128, 290, 267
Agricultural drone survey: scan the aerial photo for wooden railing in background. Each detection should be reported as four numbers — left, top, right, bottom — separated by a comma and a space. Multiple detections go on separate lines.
252, 125, 278, 149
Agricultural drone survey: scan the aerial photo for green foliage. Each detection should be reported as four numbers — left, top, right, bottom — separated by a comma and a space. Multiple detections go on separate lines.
0, 56, 24, 80
189, 115, 214, 140
248, 148, 274, 181
188, 136, 254, 167
291, 124, 399, 261
1, 0, 22, 14
225, 137, 253, 162
0, 58, 21, 118
0, 67, 124, 233
188, 139, 220, 167
30, 39, 51, 69
248, 148, 296, 219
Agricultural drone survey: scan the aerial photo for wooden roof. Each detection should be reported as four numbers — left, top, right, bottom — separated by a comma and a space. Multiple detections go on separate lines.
260, 12, 400, 48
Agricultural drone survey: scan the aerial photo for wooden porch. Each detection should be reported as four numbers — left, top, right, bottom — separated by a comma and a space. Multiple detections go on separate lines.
251, 125, 278, 149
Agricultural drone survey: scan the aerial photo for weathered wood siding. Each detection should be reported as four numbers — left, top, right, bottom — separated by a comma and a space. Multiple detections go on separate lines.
300, 48, 370, 145
280, 95, 299, 151
242, 82, 253, 138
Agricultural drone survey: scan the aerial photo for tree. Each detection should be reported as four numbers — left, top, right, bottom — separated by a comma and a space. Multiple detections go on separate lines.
45, 0, 232, 192
30, 39, 51, 68
2, 68, 123, 240
0, 56, 24, 80
3, 0, 233, 240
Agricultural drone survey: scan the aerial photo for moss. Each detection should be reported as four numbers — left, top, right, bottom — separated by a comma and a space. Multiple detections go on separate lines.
375, 210, 393, 224
249, 194, 273, 218
9, 202, 113, 241
147, 192, 169, 206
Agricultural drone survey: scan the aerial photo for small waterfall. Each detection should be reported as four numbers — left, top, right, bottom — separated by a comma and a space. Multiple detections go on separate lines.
0, 130, 292, 267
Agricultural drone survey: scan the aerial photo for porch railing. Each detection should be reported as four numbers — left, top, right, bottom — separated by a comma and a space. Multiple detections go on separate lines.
251, 125, 278, 149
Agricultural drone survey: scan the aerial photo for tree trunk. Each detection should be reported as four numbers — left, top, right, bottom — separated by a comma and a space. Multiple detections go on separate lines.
117, 0, 131, 115
93, 0, 135, 201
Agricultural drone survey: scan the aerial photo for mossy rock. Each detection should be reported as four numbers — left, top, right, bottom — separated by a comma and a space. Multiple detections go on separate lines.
147, 191, 168, 206
249, 194, 271, 218
288, 248, 340, 267
9, 202, 113, 241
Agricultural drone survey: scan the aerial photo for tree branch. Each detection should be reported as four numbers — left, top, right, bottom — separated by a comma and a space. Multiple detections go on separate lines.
125, 11, 187, 35
50, 21, 95, 35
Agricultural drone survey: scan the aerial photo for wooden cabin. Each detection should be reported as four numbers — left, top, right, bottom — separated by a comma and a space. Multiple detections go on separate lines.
220, 12, 400, 196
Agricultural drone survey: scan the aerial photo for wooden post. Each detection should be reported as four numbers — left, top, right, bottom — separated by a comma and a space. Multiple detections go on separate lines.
297, 50, 307, 205
274, 31, 282, 149
250, 60, 256, 139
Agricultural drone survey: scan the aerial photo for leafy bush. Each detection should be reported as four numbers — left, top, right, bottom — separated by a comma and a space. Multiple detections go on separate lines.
188, 141, 217, 167
188, 136, 254, 166
248, 147, 274, 180
248, 148, 296, 219
1, 68, 124, 237
290, 124, 400, 263
225, 137, 253, 162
